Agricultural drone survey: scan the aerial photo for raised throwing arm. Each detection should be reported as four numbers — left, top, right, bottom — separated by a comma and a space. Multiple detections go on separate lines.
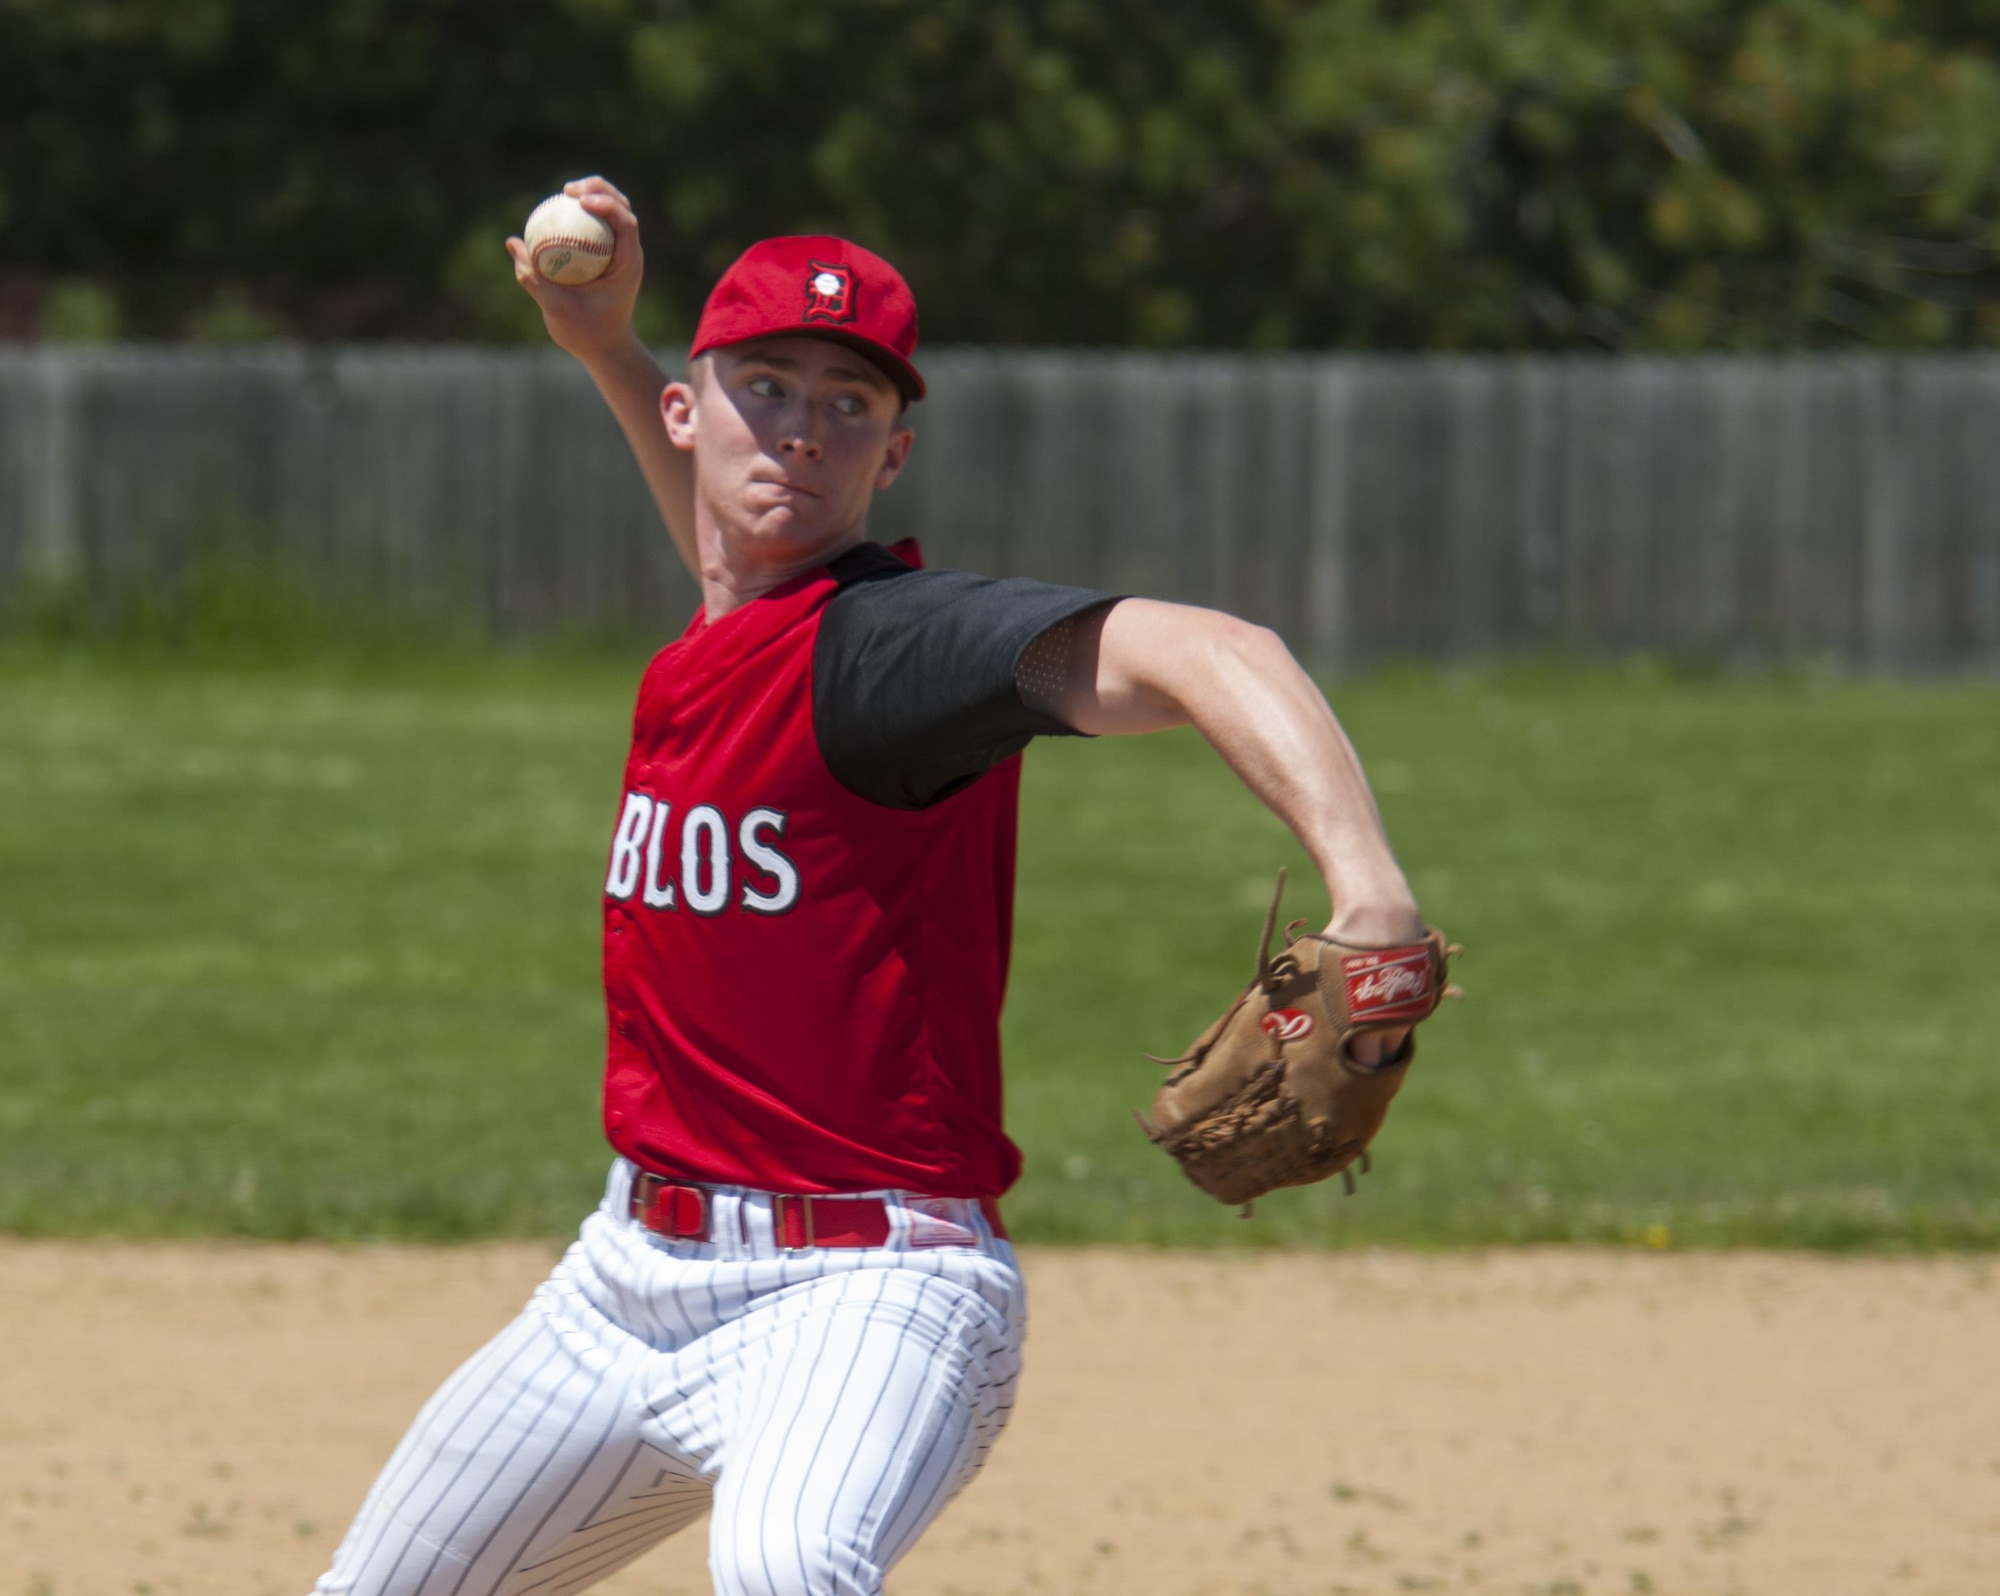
506, 176, 697, 578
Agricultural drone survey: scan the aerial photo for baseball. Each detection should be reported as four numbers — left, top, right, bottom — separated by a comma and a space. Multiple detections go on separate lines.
523, 193, 614, 285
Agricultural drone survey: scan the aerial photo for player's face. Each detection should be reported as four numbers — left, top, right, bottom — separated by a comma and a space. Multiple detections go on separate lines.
674, 337, 912, 563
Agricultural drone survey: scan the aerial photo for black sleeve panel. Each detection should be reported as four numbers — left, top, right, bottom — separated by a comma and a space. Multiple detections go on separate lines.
813, 543, 1118, 810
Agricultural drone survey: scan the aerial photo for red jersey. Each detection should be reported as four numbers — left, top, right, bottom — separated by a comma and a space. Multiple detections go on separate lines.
600, 542, 1110, 1197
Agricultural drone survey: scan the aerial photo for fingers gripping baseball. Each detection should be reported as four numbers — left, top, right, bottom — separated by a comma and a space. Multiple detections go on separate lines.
507, 175, 647, 361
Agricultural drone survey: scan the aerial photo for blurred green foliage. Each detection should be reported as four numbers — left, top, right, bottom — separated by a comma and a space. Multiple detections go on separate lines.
3, 0, 2000, 348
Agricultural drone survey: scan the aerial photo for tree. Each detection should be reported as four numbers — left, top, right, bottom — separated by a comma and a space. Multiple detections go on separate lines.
2, 0, 1996, 348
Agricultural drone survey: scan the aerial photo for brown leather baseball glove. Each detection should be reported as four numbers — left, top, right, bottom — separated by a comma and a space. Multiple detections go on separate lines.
1136, 871, 1461, 1213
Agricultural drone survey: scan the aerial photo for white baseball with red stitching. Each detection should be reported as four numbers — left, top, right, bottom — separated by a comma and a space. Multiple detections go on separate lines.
523, 193, 614, 284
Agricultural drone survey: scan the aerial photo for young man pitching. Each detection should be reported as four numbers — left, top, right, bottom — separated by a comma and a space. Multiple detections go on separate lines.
309, 177, 1423, 1596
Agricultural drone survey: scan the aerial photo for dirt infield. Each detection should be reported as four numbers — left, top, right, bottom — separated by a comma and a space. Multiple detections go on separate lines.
2, 1242, 1995, 1596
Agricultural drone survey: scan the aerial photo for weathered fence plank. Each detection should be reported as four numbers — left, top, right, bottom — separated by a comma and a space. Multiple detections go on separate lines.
4, 345, 1999, 670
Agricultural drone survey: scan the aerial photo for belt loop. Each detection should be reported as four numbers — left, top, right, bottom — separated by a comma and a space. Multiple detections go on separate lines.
776, 1194, 816, 1251
628, 1170, 657, 1226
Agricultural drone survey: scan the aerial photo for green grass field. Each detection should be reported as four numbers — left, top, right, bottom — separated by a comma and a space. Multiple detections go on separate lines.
2, 648, 1997, 1248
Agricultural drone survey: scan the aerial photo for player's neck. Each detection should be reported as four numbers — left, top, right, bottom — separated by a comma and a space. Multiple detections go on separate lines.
698, 517, 867, 621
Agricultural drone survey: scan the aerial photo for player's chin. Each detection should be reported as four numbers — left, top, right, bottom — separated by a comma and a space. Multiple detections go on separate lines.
740, 500, 846, 555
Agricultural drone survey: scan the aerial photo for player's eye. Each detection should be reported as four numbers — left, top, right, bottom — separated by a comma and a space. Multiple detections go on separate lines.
831, 393, 864, 417
747, 376, 782, 398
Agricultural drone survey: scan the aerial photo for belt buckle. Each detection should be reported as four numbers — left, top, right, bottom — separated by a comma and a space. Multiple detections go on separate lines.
632, 1174, 710, 1241
775, 1194, 816, 1251
671, 1182, 710, 1241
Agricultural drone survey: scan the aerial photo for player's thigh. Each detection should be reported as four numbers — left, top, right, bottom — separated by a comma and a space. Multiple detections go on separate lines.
704, 1265, 1023, 1596
314, 1299, 707, 1596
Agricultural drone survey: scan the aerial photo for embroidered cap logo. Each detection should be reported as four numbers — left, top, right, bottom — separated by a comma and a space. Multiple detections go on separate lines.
802, 262, 856, 325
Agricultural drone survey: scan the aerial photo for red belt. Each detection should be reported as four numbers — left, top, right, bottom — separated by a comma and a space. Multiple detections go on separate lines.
628, 1172, 1006, 1248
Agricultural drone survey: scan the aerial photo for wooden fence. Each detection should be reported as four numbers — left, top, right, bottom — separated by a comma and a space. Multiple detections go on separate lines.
5, 345, 2000, 669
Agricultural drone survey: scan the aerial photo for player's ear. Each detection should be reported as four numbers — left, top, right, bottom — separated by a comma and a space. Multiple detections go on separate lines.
661, 380, 697, 451
874, 423, 914, 491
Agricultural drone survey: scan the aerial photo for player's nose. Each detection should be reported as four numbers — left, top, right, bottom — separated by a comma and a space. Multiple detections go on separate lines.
774, 403, 823, 460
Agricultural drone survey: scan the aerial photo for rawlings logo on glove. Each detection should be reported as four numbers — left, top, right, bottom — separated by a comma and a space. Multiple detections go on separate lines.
1135, 870, 1462, 1213
1344, 952, 1437, 1020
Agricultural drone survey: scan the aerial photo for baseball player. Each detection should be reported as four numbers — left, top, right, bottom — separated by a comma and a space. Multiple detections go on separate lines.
310, 176, 1424, 1596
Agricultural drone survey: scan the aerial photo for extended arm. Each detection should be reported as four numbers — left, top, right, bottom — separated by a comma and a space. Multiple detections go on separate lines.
506, 177, 697, 578
1021, 598, 1422, 951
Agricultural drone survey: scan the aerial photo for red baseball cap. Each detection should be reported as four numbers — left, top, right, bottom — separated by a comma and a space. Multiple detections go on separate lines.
689, 235, 925, 402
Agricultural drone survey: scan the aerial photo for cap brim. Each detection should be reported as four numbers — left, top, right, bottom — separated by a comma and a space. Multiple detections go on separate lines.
694, 325, 925, 404
789, 327, 925, 403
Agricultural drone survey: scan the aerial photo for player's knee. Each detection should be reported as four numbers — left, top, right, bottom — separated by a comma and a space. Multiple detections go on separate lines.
711, 1518, 884, 1596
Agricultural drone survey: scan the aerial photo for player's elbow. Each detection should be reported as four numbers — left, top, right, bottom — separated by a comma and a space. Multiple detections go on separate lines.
1197, 613, 1295, 683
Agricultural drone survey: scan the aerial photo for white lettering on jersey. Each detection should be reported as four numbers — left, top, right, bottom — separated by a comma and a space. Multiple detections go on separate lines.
641, 800, 676, 909
605, 793, 651, 901
606, 792, 802, 916
738, 809, 799, 914
681, 804, 731, 915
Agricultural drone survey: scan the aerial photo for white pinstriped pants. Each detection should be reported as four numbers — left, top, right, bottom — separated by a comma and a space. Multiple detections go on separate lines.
311, 1161, 1026, 1596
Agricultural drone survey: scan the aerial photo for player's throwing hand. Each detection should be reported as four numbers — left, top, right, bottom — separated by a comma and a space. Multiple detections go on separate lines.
504, 175, 645, 363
